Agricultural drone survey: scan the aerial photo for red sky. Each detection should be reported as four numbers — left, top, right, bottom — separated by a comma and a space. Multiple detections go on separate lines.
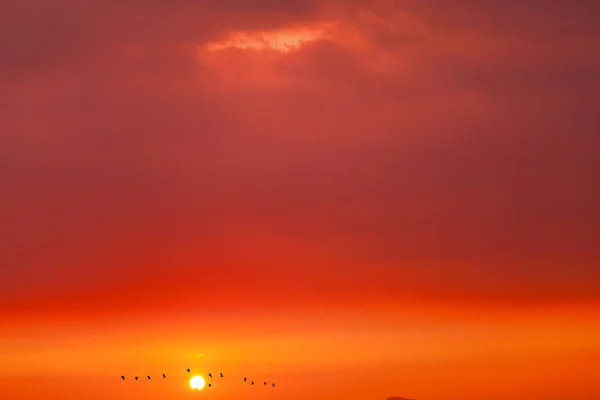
1, 1, 599, 399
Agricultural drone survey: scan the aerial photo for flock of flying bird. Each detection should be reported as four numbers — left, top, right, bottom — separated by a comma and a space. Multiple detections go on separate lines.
119, 369, 276, 388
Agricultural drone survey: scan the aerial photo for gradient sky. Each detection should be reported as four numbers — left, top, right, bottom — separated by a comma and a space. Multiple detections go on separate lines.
1, 1, 599, 399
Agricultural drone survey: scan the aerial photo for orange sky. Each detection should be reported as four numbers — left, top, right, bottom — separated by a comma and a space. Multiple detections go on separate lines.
1, 1, 599, 399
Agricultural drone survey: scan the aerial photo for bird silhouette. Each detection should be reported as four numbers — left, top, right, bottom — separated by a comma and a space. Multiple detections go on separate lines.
162, 373, 166, 378
208, 383, 212, 388
244, 377, 247, 382
120, 376, 125, 381
220, 372, 223, 377
264, 382, 267, 386
272, 383, 275, 387
251, 381, 255, 385
135, 376, 138, 381
147, 376, 151, 380
209, 373, 212, 378
187, 368, 190, 373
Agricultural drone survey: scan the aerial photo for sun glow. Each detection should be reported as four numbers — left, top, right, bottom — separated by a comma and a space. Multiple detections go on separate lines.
205, 25, 331, 53
190, 375, 206, 390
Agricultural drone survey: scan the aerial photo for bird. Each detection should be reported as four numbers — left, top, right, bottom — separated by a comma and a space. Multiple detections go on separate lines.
244, 377, 247, 382
272, 383, 275, 387
147, 376, 151, 380
120, 376, 125, 381
135, 376, 138, 381
264, 382, 267, 386
220, 372, 223, 377
209, 373, 212, 378
251, 381, 255, 385
208, 383, 212, 388
162, 373, 166, 378
187, 368, 190, 373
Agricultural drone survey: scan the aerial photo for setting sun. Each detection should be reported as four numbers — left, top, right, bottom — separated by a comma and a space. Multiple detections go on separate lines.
190, 375, 206, 390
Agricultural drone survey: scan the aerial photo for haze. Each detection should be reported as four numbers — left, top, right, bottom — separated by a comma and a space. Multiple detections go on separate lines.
1, 1, 599, 399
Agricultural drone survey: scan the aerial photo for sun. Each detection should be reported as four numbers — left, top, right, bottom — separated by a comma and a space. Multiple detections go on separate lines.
190, 375, 206, 390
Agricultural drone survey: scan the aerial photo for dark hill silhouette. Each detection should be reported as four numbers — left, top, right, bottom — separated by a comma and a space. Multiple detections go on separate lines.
386, 397, 416, 400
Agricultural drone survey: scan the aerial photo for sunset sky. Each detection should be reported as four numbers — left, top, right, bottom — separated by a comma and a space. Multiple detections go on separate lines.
1, 1, 599, 399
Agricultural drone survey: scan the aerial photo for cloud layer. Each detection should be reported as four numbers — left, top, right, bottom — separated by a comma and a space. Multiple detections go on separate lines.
1, 0, 599, 317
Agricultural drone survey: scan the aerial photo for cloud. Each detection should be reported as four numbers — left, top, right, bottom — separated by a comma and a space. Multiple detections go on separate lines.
1, 0, 599, 318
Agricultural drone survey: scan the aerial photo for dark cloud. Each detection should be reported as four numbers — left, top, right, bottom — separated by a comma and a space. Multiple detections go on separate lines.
406, 0, 600, 37
0, 0, 323, 82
